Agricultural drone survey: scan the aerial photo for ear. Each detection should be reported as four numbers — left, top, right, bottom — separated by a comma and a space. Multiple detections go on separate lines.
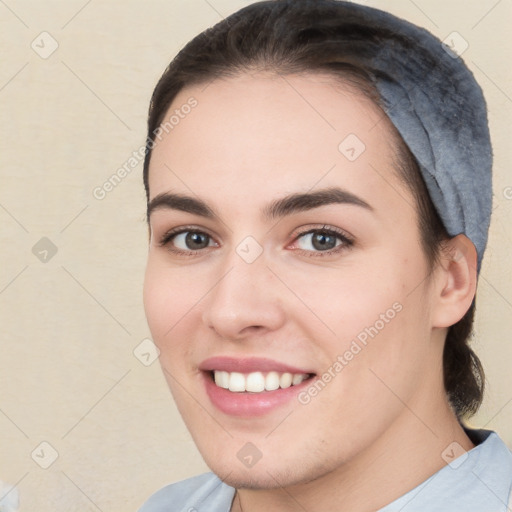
431, 234, 478, 329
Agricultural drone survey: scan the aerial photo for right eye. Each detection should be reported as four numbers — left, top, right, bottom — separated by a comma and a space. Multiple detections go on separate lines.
159, 227, 218, 255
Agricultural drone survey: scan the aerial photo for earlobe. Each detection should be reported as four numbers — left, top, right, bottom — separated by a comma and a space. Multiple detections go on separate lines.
432, 234, 477, 328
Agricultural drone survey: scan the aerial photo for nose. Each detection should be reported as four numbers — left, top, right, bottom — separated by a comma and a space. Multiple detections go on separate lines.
201, 253, 286, 341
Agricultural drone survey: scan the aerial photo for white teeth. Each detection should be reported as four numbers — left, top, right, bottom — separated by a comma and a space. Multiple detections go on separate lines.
212, 370, 310, 393
280, 372, 293, 389
228, 372, 245, 392
292, 374, 305, 385
246, 372, 265, 392
265, 371, 280, 391
214, 370, 229, 389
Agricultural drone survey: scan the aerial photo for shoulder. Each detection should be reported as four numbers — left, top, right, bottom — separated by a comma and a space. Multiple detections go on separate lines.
456, 429, 512, 511
379, 429, 512, 512
137, 472, 236, 512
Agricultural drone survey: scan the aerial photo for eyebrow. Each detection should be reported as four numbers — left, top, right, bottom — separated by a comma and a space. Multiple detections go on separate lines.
147, 186, 373, 222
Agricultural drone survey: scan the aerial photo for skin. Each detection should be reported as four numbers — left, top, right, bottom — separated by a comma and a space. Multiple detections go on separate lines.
143, 72, 477, 512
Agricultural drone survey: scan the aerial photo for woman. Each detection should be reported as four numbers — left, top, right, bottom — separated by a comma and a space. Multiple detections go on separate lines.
139, 1, 512, 510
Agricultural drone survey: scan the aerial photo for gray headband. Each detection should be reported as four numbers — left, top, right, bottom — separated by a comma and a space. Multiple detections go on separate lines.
345, 2, 492, 271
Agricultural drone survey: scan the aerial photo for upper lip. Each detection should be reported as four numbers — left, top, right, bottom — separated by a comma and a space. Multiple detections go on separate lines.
199, 356, 314, 374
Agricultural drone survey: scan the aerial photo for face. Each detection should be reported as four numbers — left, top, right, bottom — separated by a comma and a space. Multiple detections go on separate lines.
143, 72, 443, 489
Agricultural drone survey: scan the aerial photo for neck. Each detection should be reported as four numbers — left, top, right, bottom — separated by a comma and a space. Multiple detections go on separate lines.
231, 399, 473, 512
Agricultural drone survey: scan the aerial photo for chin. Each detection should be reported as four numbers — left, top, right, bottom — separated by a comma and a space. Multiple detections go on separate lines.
203, 454, 330, 491
216, 467, 302, 490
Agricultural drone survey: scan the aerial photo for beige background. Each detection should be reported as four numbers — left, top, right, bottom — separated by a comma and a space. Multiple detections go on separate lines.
0, 0, 511, 510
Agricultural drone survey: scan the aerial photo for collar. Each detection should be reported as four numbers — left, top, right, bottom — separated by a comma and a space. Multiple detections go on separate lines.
379, 429, 512, 511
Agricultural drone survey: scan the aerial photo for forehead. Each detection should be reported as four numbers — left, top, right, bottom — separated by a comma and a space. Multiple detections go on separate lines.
147, 72, 405, 215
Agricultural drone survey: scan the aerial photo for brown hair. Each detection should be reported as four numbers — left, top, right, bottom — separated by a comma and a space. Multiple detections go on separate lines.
142, 0, 484, 419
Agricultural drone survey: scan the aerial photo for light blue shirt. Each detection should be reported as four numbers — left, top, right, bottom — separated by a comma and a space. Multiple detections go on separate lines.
138, 429, 512, 512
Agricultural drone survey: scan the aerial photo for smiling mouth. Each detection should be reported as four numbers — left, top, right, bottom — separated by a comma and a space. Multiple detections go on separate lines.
210, 370, 315, 393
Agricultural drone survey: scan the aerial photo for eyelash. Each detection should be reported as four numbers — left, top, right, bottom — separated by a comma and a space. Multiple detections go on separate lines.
158, 224, 354, 258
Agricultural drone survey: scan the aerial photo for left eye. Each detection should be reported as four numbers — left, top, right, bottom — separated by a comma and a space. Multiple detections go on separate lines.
295, 229, 348, 252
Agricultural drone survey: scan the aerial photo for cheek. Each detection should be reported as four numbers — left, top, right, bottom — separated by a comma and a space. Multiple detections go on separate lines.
143, 256, 204, 351
287, 254, 432, 393
279, 258, 403, 342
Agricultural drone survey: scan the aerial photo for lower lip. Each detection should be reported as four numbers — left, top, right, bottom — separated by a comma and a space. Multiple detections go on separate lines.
202, 372, 314, 417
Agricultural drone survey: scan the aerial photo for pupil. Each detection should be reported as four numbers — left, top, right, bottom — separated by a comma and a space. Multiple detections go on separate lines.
186, 232, 209, 249
313, 232, 335, 251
